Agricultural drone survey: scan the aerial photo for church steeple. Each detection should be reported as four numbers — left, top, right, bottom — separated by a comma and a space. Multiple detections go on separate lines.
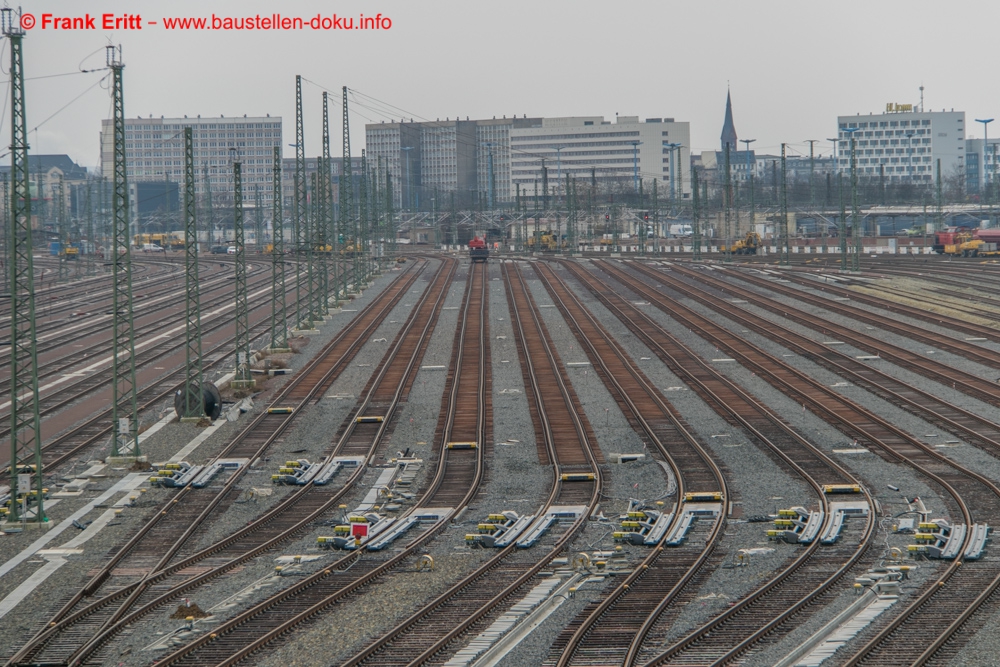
721, 89, 738, 151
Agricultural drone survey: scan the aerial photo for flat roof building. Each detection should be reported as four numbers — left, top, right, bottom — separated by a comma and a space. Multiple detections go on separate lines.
509, 116, 691, 200
366, 116, 541, 210
836, 109, 964, 184
99, 115, 283, 203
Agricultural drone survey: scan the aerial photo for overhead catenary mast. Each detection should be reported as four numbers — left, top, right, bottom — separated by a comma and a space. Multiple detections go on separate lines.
293, 75, 312, 330
107, 44, 140, 459
4, 7, 45, 521
178, 127, 204, 421
270, 146, 289, 351
58, 175, 68, 281
341, 86, 354, 296
231, 149, 254, 390
322, 91, 339, 307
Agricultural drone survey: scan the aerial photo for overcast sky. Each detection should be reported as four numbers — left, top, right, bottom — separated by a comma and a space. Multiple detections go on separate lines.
8, 0, 998, 170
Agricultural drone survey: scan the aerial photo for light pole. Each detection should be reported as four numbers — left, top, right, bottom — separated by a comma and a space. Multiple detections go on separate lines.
826, 137, 839, 175
741, 139, 756, 236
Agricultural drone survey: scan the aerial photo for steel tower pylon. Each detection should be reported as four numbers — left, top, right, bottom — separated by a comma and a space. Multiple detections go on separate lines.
311, 168, 328, 318
254, 185, 263, 256
850, 133, 861, 273
780, 143, 789, 266
231, 154, 253, 389
270, 146, 289, 351
4, 8, 45, 521
321, 91, 337, 307
382, 160, 398, 266
1, 181, 8, 293
340, 86, 354, 296
306, 170, 321, 322
84, 177, 96, 276
107, 45, 139, 459
179, 128, 204, 421
57, 175, 68, 281
364, 148, 368, 292
202, 164, 214, 243
692, 167, 702, 261
293, 75, 311, 330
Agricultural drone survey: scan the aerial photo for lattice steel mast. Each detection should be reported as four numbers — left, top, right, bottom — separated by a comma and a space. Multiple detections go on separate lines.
359, 149, 368, 285
322, 91, 338, 307
5, 7, 44, 521
341, 86, 355, 295
84, 177, 96, 276
231, 151, 253, 389
1, 182, 8, 293
307, 170, 321, 321
108, 45, 139, 458
270, 146, 289, 351
179, 128, 204, 420
780, 143, 789, 266
57, 175, 68, 281
293, 75, 311, 330
692, 167, 702, 261
254, 185, 263, 256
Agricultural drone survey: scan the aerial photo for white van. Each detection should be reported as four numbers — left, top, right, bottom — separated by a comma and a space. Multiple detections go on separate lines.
141, 243, 165, 253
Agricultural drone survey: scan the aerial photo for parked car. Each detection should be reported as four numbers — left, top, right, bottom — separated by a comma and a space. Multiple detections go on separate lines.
210, 245, 228, 254
227, 246, 237, 254
141, 243, 165, 253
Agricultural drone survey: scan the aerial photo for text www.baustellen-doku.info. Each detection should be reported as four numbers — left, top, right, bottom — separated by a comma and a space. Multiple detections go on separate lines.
18, 12, 392, 31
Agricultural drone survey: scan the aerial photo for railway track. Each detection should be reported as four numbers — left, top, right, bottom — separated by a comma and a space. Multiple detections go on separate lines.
0, 263, 312, 473
5, 261, 425, 667
592, 258, 1000, 665
650, 263, 1000, 409
0, 260, 266, 384
0, 267, 283, 449
527, 260, 727, 667
56, 258, 459, 667
139, 259, 493, 666
549, 259, 874, 666
633, 262, 1000, 461
724, 264, 1000, 355
330, 259, 605, 667
0, 255, 174, 322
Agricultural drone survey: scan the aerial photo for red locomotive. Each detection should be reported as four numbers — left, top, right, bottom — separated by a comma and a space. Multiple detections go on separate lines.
469, 236, 489, 263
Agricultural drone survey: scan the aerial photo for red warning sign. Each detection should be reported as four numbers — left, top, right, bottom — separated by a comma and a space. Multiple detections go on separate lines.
351, 523, 368, 538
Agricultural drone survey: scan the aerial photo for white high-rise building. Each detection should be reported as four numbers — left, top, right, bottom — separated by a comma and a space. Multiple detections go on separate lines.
99, 115, 283, 202
365, 116, 541, 210
835, 108, 964, 183
509, 116, 691, 200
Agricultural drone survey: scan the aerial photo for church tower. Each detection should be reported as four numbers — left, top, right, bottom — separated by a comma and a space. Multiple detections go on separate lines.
721, 89, 738, 151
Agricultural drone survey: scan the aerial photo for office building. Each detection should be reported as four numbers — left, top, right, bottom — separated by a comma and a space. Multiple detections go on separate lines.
366, 116, 541, 210
509, 116, 691, 199
836, 108, 964, 183
99, 115, 283, 204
